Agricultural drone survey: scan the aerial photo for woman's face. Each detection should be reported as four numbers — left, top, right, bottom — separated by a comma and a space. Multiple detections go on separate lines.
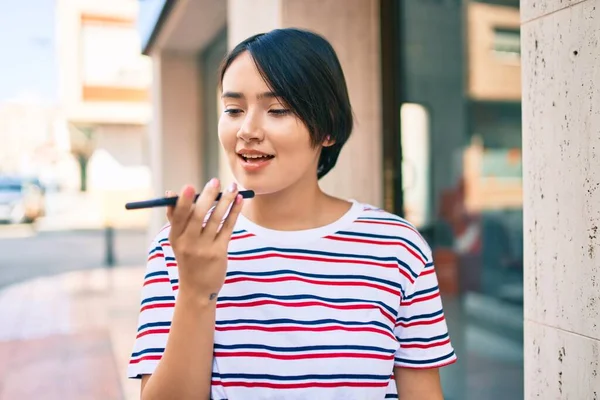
218, 51, 323, 195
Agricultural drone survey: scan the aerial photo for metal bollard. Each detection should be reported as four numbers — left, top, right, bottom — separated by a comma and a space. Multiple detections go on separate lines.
105, 224, 115, 267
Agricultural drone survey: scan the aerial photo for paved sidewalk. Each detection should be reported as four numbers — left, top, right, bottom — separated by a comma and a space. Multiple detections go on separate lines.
0, 266, 145, 400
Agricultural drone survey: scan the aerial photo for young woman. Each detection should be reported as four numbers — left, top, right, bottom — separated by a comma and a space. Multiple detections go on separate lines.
128, 28, 456, 400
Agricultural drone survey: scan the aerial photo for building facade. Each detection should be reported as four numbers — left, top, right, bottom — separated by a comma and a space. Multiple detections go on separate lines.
55, 0, 153, 227
137, 0, 596, 399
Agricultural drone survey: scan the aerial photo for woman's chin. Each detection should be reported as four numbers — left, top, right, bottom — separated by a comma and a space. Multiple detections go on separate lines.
238, 183, 271, 196
232, 175, 264, 193
233, 176, 283, 197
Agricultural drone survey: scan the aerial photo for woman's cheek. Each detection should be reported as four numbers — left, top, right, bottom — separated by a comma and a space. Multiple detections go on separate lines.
218, 119, 237, 148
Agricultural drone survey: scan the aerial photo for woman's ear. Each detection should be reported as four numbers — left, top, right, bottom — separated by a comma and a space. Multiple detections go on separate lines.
323, 135, 335, 147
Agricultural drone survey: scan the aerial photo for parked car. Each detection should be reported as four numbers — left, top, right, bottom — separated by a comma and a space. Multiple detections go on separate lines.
0, 176, 46, 224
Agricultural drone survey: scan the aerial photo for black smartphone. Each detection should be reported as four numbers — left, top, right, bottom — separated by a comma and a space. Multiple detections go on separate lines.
125, 190, 255, 210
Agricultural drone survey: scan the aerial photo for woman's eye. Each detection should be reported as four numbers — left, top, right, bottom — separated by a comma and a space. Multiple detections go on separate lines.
269, 109, 291, 116
224, 109, 242, 115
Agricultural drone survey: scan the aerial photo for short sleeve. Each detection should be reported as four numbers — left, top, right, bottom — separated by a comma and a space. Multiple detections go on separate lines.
127, 230, 176, 379
393, 258, 457, 369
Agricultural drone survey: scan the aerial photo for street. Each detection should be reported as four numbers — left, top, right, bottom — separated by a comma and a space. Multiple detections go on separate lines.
0, 225, 148, 289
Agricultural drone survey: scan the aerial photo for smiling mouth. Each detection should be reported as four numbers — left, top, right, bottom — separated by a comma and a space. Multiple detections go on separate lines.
238, 154, 275, 163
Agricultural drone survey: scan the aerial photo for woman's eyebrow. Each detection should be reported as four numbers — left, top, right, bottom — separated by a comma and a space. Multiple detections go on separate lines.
221, 91, 243, 99
221, 91, 279, 100
257, 92, 279, 100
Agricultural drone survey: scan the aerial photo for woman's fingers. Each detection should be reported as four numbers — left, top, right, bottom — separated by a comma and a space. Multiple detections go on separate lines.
165, 190, 176, 223
216, 192, 244, 242
165, 180, 245, 300
203, 182, 239, 238
185, 178, 222, 235
168, 179, 244, 243
169, 185, 196, 238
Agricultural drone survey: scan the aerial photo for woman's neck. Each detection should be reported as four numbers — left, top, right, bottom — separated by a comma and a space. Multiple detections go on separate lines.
241, 178, 348, 232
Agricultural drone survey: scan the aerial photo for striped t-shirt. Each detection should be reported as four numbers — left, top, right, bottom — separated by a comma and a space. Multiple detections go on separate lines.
128, 200, 457, 399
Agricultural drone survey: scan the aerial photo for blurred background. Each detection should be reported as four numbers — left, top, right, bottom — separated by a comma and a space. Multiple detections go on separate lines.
0, 0, 523, 399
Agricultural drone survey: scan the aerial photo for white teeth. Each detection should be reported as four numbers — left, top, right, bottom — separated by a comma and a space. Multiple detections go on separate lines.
241, 154, 271, 159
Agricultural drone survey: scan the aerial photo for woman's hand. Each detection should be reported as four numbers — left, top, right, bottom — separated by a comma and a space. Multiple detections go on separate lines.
165, 178, 243, 301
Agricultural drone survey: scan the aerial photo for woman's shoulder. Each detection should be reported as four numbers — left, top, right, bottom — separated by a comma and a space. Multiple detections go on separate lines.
351, 201, 432, 255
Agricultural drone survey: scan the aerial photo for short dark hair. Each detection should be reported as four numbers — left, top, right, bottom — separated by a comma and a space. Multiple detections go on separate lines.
219, 28, 353, 179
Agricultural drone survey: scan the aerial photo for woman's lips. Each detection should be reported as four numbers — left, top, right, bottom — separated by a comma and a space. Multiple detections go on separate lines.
238, 154, 274, 171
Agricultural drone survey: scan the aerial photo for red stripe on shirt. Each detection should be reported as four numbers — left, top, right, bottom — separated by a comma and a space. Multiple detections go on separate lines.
211, 380, 389, 389
225, 276, 400, 296
144, 277, 170, 286
396, 315, 446, 328
400, 339, 451, 349
217, 300, 395, 324
231, 233, 255, 240
213, 351, 394, 361
324, 236, 426, 266
147, 253, 164, 262
400, 292, 439, 306
215, 324, 396, 341
140, 302, 175, 312
136, 328, 170, 339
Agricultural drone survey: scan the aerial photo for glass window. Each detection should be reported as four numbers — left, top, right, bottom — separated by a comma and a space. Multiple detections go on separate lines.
492, 27, 521, 63
400, 103, 431, 229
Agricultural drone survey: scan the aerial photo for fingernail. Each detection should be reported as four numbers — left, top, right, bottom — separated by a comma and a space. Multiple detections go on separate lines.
183, 186, 195, 198
236, 194, 243, 204
227, 182, 237, 193
207, 178, 219, 188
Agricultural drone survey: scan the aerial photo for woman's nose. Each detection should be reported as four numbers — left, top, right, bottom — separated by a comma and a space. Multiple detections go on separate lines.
237, 113, 264, 142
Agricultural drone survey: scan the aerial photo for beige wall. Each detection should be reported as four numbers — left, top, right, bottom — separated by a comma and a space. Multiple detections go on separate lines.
522, 0, 600, 398
148, 52, 204, 234
282, 0, 383, 207
227, 0, 281, 50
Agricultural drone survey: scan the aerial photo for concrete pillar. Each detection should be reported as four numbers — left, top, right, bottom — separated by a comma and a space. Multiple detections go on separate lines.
148, 52, 204, 235
225, 0, 383, 207
522, 1, 600, 398
227, 0, 281, 49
